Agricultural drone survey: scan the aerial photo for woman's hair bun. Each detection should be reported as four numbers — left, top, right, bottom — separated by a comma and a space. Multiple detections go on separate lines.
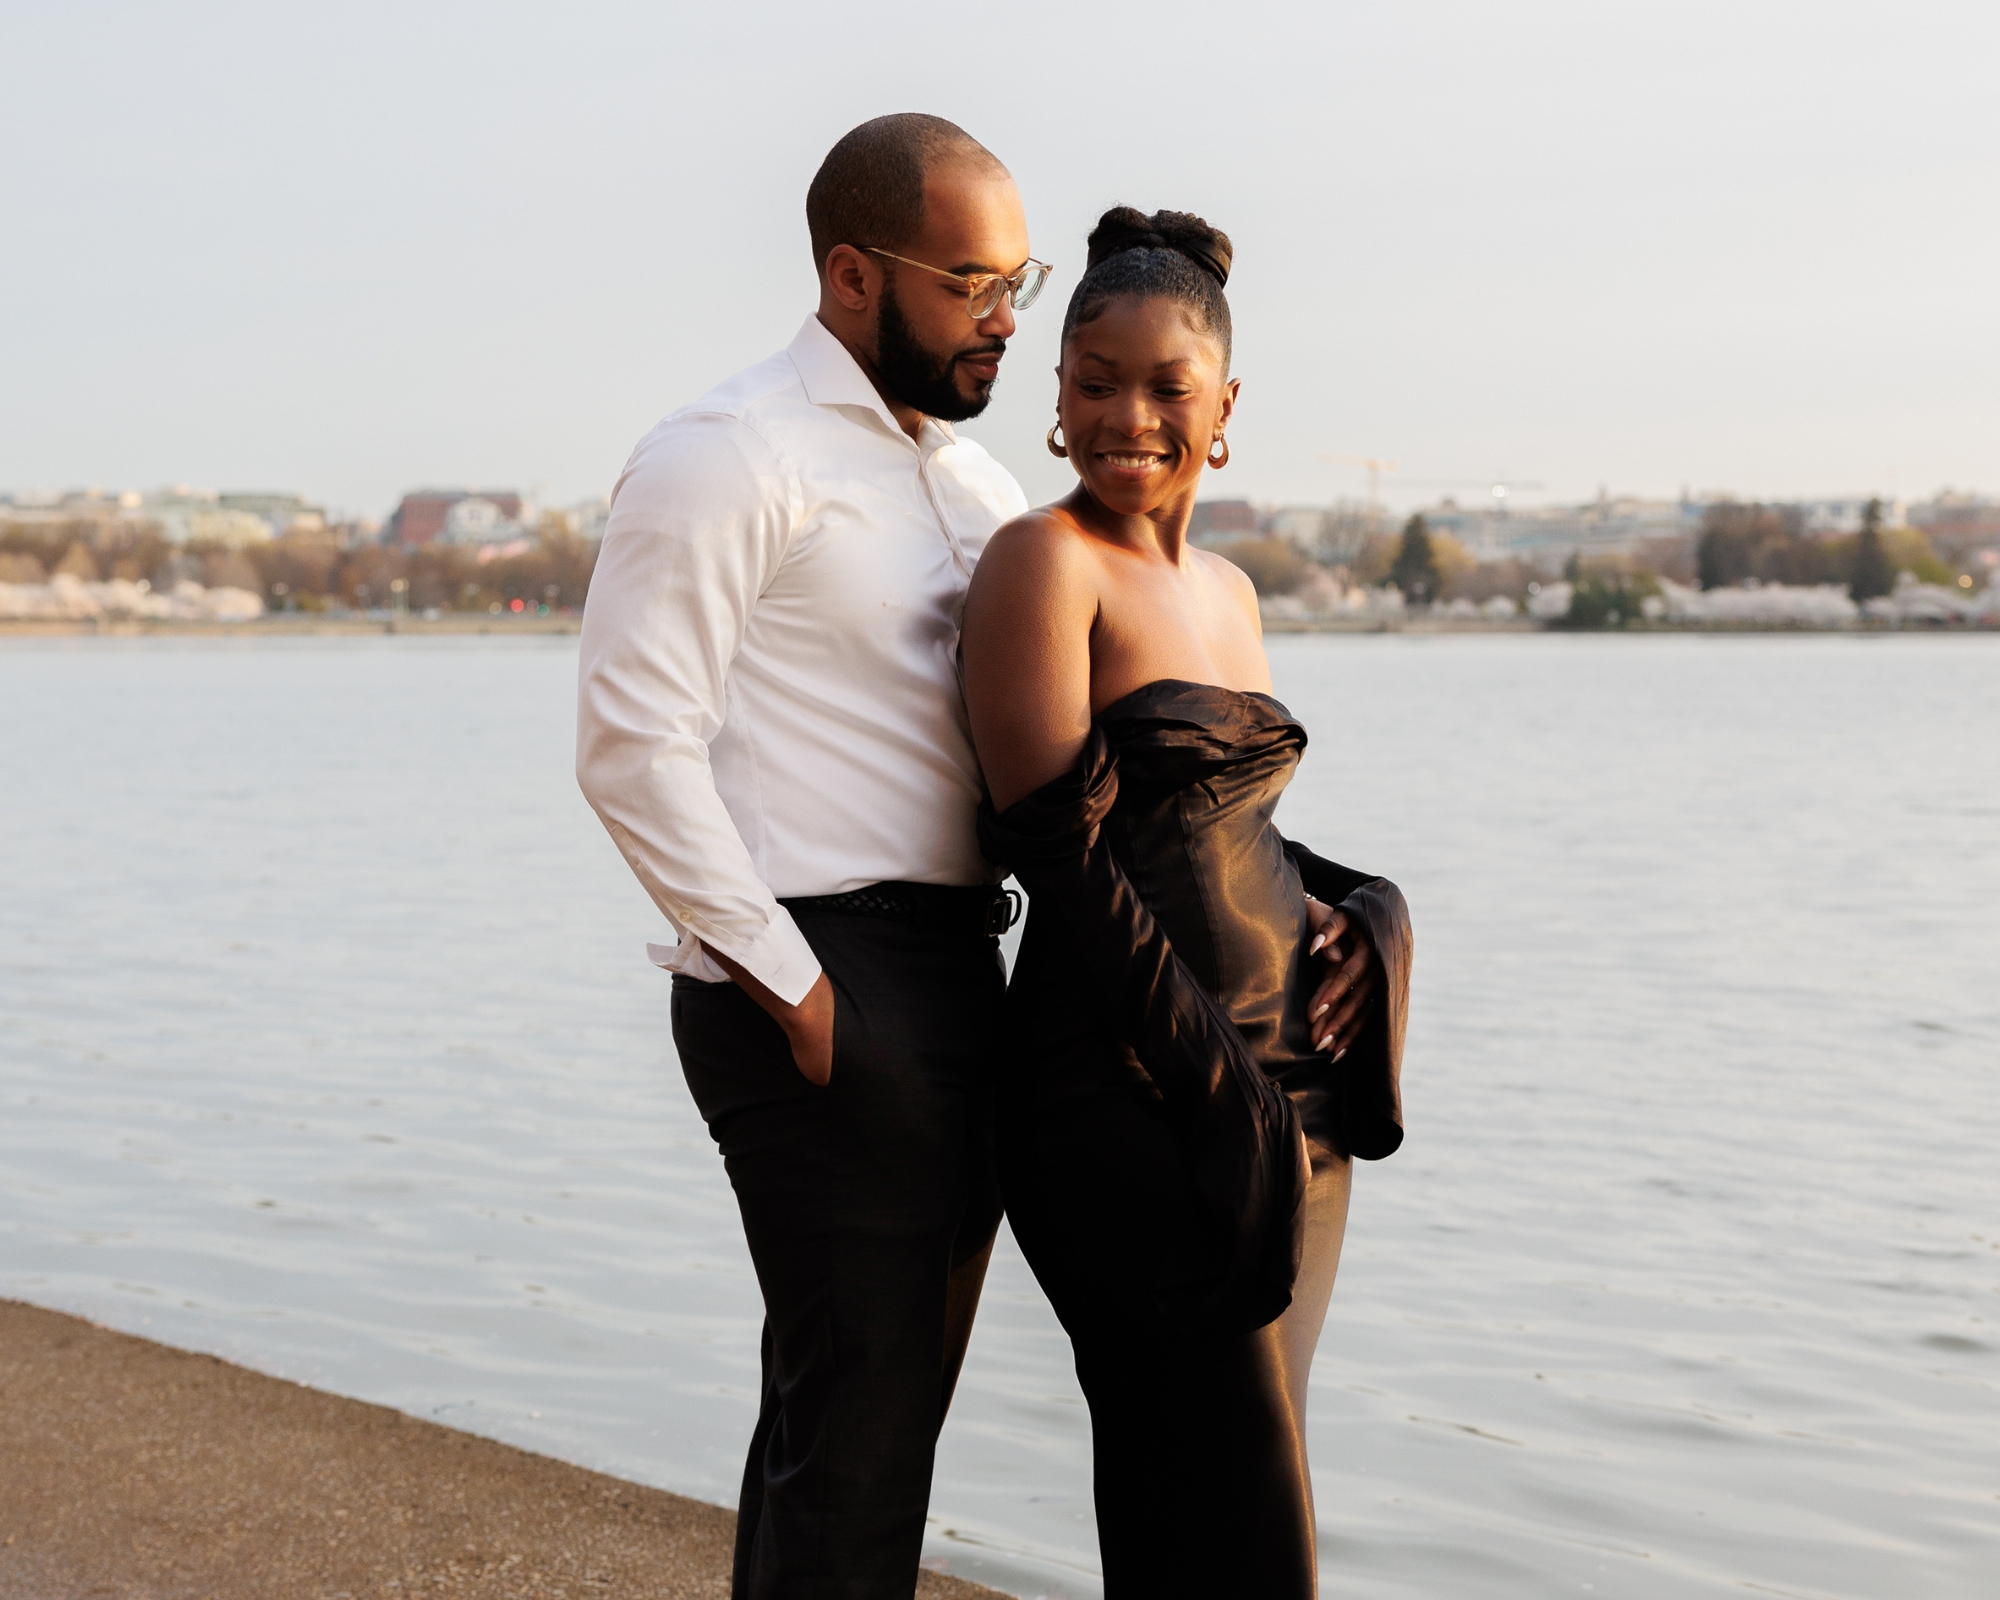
1084, 206, 1233, 288
1062, 203, 1235, 367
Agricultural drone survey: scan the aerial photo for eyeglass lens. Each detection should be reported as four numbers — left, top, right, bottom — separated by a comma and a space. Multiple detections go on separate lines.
969, 264, 1049, 319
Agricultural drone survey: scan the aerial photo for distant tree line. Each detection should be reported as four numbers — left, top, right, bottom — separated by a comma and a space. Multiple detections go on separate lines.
1204, 535, 1312, 596
1211, 513, 1496, 603
0, 516, 598, 614
1556, 563, 1662, 629
1695, 499, 1950, 598
1197, 495, 1975, 633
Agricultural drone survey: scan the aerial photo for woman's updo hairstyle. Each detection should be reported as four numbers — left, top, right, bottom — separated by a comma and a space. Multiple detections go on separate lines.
1060, 206, 1234, 369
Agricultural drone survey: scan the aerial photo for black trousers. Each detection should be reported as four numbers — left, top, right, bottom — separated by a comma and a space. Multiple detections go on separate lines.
1004, 1063, 1353, 1599
671, 909, 1006, 1600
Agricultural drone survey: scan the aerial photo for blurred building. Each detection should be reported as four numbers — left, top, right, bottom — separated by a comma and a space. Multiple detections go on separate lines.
565, 497, 610, 542
1188, 499, 1258, 545
24, 486, 280, 547
1794, 496, 1911, 535
1912, 491, 2000, 541
0, 488, 140, 541
1422, 493, 1699, 561
218, 492, 326, 536
388, 490, 527, 548
138, 488, 275, 547
1261, 506, 1330, 546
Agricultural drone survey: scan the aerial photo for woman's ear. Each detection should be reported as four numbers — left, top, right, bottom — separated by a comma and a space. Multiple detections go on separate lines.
1217, 376, 1241, 430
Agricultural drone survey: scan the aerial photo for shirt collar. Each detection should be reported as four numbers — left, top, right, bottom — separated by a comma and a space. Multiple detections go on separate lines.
787, 315, 956, 451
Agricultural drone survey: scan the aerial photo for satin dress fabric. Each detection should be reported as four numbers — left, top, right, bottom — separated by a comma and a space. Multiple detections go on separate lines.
977, 681, 1412, 1599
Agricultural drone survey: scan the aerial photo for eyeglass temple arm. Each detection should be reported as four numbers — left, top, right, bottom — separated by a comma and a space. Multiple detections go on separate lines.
865, 247, 1049, 286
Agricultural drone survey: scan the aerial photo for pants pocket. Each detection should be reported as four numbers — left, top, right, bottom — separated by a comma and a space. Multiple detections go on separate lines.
821, 977, 851, 1091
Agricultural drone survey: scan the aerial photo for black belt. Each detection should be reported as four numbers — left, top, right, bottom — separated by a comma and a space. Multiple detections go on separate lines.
781, 880, 1021, 938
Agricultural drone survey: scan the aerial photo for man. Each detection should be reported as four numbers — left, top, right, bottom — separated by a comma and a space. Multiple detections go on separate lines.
575, 114, 1047, 1598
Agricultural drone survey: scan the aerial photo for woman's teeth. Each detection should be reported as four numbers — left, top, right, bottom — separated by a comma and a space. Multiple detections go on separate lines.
1103, 454, 1161, 469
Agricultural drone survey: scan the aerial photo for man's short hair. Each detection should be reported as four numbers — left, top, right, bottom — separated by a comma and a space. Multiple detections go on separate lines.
806, 114, 1004, 279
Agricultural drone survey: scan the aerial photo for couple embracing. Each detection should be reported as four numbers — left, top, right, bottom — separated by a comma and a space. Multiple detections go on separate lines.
577, 113, 1412, 1600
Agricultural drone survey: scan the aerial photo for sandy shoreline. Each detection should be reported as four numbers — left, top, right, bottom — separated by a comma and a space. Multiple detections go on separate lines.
0, 1300, 1006, 1599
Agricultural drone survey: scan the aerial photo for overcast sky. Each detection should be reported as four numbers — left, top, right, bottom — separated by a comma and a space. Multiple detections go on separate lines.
4, 1, 1995, 519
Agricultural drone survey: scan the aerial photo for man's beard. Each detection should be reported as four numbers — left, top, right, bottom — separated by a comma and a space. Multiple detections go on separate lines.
873, 279, 1002, 422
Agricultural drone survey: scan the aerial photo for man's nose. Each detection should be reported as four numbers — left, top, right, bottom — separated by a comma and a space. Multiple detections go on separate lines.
974, 295, 1017, 342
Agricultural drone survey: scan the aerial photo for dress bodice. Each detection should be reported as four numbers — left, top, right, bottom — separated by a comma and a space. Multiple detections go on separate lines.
1095, 681, 1320, 1091
977, 677, 1410, 1332
977, 681, 1319, 1331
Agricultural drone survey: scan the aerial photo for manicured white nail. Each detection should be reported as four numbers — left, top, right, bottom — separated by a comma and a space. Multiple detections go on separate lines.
1333, 1047, 1349, 1062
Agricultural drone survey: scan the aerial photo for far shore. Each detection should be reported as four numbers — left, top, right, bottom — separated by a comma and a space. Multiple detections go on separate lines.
0, 1298, 1005, 1600
0, 612, 584, 638
4, 612, 1993, 640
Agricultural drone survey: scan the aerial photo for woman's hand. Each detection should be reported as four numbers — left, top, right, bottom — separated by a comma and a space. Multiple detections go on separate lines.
1304, 902, 1378, 1058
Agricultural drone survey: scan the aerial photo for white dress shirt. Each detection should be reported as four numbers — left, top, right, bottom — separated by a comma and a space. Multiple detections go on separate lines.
576, 316, 1028, 1006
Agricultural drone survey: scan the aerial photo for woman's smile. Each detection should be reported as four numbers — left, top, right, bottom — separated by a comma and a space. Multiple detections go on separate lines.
1098, 448, 1172, 475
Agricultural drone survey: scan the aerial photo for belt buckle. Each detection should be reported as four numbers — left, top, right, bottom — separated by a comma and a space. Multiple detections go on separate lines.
984, 887, 1022, 937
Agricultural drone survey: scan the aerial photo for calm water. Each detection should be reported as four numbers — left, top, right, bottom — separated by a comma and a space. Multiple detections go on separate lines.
2, 634, 1995, 1599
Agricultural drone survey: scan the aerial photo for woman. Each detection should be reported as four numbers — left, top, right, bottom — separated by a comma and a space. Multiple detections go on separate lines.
961, 209, 1412, 1597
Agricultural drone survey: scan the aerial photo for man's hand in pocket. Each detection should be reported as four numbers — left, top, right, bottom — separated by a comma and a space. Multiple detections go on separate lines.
706, 955, 836, 1086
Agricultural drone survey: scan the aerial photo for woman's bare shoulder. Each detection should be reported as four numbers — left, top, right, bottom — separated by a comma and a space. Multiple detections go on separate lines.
1191, 545, 1260, 602
984, 505, 1088, 559
972, 507, 1099, 594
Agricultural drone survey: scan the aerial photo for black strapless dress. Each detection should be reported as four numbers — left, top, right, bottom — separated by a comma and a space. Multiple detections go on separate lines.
977, 681, 1411, 1600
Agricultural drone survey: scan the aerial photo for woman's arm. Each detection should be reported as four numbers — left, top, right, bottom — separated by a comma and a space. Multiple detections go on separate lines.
961, 514, 1098, 812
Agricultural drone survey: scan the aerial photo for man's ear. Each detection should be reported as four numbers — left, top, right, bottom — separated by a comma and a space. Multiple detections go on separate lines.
823, 244, 875, 314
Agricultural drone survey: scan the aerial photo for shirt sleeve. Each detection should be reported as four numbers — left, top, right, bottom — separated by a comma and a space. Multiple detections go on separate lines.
575, 411, 824, 1006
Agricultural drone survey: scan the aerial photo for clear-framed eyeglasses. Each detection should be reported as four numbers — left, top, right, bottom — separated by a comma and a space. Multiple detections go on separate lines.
863, 248, 1053, 319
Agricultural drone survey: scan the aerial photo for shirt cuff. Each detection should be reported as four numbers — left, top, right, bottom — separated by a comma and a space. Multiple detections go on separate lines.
646, 910, 823, 1008
646, 938, 732, 984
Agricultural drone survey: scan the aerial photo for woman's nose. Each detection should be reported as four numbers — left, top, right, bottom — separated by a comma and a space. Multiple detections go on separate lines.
1111, 395, 1157, 435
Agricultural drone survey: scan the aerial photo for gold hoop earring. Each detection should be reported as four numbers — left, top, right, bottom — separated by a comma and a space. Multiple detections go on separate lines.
1207, 436, 1230, 469
1046, 422, 1069, 459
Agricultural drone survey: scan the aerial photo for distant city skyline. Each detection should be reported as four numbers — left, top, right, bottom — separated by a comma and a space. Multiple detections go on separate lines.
4, 2, 1995, 518
6, 478, 1980, 525
4, 457, 1989, 536
14, 477, 1991, 564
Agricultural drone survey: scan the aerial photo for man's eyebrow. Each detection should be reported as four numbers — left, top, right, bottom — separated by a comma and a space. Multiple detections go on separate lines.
944, 256, 1030, 277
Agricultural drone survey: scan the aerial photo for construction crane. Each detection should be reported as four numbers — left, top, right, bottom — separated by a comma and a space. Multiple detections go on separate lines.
1320, 453, 1399, 513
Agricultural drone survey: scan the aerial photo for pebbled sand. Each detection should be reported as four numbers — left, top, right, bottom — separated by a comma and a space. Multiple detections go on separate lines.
0, 1300, 1006, 1600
